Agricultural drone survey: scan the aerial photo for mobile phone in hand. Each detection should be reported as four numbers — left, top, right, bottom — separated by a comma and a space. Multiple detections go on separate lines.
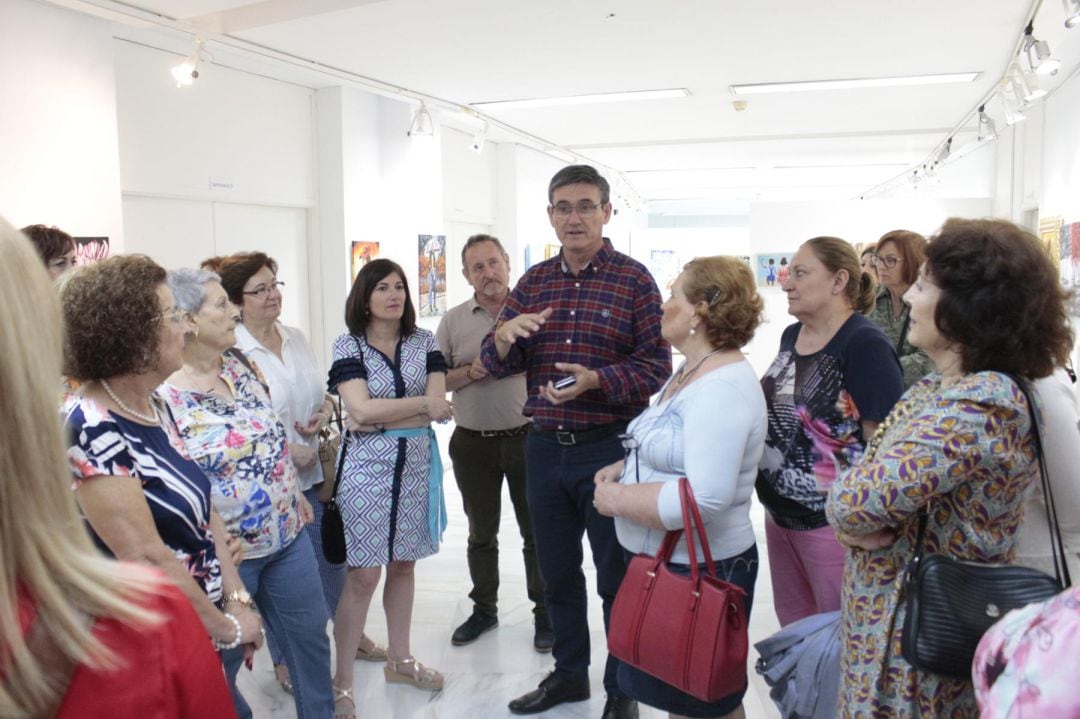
554, 375, 577, 390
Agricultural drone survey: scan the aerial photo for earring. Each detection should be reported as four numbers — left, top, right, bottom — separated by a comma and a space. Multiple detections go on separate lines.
689, 326, 696, 337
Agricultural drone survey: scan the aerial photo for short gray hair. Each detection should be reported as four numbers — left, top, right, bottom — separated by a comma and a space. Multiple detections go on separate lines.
168, 267, 220, 313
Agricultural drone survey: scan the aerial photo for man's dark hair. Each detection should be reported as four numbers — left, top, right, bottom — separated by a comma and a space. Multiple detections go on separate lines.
548, 165, 610, 205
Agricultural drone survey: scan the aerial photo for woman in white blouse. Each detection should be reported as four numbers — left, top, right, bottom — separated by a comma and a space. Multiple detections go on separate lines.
1017, 367, 1080, 577
593, 256, 768, 719
208, 252, 379, 693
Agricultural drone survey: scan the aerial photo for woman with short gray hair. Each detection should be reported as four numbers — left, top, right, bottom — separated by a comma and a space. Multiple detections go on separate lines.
161, 269, 334, 719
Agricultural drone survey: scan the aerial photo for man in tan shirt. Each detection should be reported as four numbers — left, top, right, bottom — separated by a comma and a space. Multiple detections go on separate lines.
435, 234, 550, 651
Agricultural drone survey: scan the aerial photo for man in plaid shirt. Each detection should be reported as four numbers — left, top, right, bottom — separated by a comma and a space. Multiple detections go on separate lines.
481, 165, 670, 719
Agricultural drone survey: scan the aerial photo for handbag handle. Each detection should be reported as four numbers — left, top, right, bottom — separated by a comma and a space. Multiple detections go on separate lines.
657, 478, 719, 584
326, 428, 349, 503
909, 375, 1072, 588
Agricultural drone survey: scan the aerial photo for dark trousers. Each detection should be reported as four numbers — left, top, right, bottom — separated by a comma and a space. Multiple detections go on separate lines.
525, 429, 628, 695
449, 427, 546, 617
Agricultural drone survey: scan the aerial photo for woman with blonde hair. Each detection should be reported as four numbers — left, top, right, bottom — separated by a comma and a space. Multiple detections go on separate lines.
594, 256, 768, 719
757, 237, 904, 626
0, 217, 234, 718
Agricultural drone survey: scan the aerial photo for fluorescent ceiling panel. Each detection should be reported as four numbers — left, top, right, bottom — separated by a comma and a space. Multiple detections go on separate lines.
730, 72, 981, 95
471, 88, 690, 110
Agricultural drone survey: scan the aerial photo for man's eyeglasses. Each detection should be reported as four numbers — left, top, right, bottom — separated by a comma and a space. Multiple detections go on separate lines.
551, 201, 606, 219
242, 280, 286, 298
872, 255, 901, 269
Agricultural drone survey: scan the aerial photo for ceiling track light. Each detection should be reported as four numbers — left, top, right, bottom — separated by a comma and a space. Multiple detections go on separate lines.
1010, 64, 1047, 104
171, 37, 205, 88
470, 121, 489, 153
977, 104, 998, 141
1023, 23, 1061, 76
1064, 0, 1080, 28
1000, 81, 1027, 125
408, 102, 434, 137
934, 137, 953, 166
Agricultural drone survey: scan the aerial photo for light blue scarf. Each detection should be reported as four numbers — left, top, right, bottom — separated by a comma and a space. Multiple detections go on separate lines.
382, 427, 446, 545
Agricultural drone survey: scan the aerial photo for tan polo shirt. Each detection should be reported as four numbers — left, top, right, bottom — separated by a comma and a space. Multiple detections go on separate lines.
435, 296, 528, 431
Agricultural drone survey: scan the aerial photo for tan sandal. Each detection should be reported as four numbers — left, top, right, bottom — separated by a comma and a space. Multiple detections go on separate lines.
333, 684, 355, 719
356, 635, 388, 662
384, 656, 444, 691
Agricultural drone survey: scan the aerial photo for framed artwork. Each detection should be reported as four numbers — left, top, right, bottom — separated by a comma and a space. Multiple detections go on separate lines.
1039, 216, 1062, 272
73, 236, 109, 266
418, 234, 446, 317
351, 241, 379, 281
756, 253, 791, 287
647, 249, 680, 293
543, 244, 561, 260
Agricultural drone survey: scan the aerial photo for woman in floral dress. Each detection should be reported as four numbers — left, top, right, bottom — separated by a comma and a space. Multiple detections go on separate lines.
825, 218, 1073, 717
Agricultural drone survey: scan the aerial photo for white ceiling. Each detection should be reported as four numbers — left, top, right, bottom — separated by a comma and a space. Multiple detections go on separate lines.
59, 0, 1080, 211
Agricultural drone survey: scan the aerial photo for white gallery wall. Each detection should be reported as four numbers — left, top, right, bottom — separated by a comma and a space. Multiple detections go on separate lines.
114, 38, 316, 338
0, 0, 123, 242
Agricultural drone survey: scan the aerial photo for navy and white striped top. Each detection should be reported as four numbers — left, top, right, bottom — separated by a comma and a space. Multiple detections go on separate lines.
64, 394, 223, 603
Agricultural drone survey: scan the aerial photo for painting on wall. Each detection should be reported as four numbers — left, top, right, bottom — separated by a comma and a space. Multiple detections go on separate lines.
418, 234, 447, 317
647, 249, 680, 294
350, 241, 380, 281
544, 244, 561, 260
1060, 222, 1080, 317
756, 253, 791, 287
74, 236, 109, 266
1039, 216, 1063, 272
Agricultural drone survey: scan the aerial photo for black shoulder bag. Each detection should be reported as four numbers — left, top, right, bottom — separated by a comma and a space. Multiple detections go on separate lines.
900, 377, 1072, 678
320, 430, 349, 564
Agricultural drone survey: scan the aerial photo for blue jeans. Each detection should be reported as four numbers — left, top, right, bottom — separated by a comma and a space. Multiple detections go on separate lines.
224, 531, 333, 719
268, 487, 346, 666
525, 429, 628, 696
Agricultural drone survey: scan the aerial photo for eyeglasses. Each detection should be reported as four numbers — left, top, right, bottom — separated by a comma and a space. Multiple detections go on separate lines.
551, 201, 606, 219
872, 255, 902, 269
242, 280, 285, 298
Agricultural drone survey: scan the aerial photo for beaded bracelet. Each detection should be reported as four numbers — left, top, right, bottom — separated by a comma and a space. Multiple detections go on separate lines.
213, 611, 243, 651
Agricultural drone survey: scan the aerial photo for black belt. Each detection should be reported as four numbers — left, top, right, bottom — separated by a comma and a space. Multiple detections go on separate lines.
530, 422, 627, 446
457, 424, 531, 439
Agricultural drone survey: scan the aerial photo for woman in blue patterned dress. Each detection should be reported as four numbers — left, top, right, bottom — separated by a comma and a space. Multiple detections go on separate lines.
327, 259, 452, 717
825, 218, 1074, 718
161, 269, 334, 719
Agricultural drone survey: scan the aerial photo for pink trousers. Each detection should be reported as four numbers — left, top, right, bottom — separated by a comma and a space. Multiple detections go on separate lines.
764, 514, 846, 627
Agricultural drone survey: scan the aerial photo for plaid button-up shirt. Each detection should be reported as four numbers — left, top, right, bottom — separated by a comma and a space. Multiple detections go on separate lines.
480, 239, 671, 431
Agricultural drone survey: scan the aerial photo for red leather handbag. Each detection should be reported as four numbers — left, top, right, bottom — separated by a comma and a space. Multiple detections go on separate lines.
608, 477, 749, 702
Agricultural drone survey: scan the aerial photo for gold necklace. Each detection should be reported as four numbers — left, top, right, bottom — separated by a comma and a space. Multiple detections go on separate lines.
673, 348, 724, 387
182, 363, 222, 394
863, 381, 935, 461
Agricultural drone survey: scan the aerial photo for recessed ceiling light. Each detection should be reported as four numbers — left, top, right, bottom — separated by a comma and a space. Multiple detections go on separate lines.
471, 88, 690, 110
730, 72, 981, 95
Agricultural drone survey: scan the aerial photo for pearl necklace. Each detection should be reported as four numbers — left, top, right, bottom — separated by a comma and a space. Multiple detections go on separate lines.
100, 379, 159, 424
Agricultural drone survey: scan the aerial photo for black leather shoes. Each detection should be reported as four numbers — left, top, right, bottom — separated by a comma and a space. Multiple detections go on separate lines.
508, 672, 590, 714
601, 696, 639, 719
451, 611, 498, 646
533, 614, 554, 653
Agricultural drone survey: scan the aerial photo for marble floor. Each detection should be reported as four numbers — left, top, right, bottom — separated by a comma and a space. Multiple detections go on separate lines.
240, 288, 792, 718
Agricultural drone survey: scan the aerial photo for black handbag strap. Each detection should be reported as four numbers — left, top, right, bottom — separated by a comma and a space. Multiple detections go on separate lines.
1009, 374, 1072, 587
326, 429, 349, 504
896, 311, 910, 356
908, 375, 1072, 587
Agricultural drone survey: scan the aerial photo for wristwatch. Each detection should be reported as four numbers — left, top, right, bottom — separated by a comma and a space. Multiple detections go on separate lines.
225, 589, 254, 607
